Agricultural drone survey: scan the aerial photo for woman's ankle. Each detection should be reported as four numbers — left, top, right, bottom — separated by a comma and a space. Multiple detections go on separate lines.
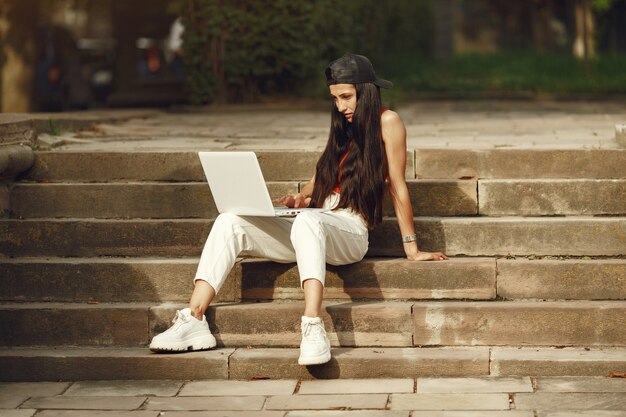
189, 305, 205, 320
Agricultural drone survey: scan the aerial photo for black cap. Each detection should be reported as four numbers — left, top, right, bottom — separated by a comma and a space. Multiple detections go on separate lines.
325, 53, 393, 89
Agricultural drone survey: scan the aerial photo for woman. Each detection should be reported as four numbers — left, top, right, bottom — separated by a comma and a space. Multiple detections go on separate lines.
149, 53, 448, 365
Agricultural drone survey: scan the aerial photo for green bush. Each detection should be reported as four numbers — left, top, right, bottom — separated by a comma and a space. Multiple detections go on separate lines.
173, 0, 322, 104
170, 0, 433, 104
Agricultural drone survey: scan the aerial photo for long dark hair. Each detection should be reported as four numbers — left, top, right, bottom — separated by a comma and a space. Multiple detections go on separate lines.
310, 83, 388, 229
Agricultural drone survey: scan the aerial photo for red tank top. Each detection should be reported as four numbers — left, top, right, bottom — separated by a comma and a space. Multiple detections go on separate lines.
333, 108, 388, 193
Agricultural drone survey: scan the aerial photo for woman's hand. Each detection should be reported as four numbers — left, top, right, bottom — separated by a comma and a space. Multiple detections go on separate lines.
273, 193, 311, 208
406, 250, 448, 261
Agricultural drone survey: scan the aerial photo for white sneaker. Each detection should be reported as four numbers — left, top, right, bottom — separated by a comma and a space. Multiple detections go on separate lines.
149, 308, 217, 352
298, 316, 331, 365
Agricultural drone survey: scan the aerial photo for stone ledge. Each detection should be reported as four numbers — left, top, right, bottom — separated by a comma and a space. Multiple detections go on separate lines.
0, 256, 496, 303
23, 149, 626, 182
2, 346, 623, 381
2, 217, 624, 257
151, 301, 414, 348
490, 347, 626, 376
478, 179, 626, 216
3, 300, 624, 348
9, 180, 475, 219
24, 150, 414, 182
497, 259, 626, 300
0, 110, 161, 145
0, 145, 34, 179
616, 123, 626, 148
0, 347, 231, 381
412, 301, 626, 347
229, 347, 490, 379
0, 111, 160, 177
0, 110, 158, 178
415, 149, 626, 179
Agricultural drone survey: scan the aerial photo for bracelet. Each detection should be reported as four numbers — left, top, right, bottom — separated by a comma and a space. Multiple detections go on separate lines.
402, 234, 417, 243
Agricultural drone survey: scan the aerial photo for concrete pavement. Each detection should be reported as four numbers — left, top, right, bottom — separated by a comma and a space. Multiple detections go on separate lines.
33, 100, 625, 152
1, 377, 625, 416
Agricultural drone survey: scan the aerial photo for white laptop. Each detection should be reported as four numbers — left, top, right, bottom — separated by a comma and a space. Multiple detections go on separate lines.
198, 151, 328, 217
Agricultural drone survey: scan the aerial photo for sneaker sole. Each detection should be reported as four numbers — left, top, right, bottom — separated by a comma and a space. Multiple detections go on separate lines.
149, 335, 217, 353
298, 350, 331, 366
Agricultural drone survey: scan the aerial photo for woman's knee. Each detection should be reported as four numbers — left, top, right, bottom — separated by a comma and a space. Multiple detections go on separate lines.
209, 213, 249, 242
213, 212, 247, 231
290, 211, 324, 242
214, 212, 243, 225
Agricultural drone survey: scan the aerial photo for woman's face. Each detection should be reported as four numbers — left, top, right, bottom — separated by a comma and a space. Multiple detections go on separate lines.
329, 84, 357, 123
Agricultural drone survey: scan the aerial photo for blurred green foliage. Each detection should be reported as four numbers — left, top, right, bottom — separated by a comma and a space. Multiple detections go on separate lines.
171, 0, 624, 103
402, 52, 626, 95
592, 0, 616, 11
170, 0, 432, 104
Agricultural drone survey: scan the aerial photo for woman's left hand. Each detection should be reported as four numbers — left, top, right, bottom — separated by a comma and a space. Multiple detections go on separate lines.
406, 251, 448, 261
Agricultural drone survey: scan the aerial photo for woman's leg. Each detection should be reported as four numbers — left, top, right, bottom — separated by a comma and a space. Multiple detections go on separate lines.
291, 210, 369, 316
191, 209, 367, 320
192, 210, 367, 319
302, 278, 324, 317
190, 212, 297, 316
188, 281, 215, 320
290, 210, 368, 365
151, 212, 297, 352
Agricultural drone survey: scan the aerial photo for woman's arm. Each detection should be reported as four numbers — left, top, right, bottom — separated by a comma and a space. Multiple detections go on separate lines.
300, 174, 315, 199
381, 111, 447, 261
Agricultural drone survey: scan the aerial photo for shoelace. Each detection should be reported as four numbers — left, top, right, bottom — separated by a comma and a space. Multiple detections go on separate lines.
302, 321, 326, 339
171, 309, 190, 331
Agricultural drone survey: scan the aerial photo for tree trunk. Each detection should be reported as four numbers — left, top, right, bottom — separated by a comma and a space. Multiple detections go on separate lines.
531, 0, 554, 52
573, 0, 595, 61
0, 0, 39, 112
210, 33, 227, 104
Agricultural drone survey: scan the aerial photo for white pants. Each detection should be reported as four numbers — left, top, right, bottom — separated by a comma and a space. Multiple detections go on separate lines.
194, 194, 369, 293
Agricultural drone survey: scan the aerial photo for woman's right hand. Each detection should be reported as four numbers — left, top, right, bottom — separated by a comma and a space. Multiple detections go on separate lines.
273, 193, 311, 208
406, 251, 448, 261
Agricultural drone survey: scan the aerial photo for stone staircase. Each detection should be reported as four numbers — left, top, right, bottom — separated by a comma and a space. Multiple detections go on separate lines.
1, 148, 625, 381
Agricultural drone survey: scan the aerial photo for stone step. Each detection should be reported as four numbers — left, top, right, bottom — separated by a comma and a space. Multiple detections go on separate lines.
1, 301, 624, 348
489, 347, 626, 377
0, 347, 233, 381
23, 149, 626, 182
370, 217, 626, 257
478, 179, 626, 216
10, 179, 625, 219
240, 258, 626, 301
0, 301, 413, 348
1, 258, 623, 304
24, 150, 413, 182
8, 181, 298, 219
1, 346, 624, 381
415, 149, 626, 179
1, 217, 624, 257
411, 300, 626, 347
0, 257, 498, 303
166, 301, 414, 348
497, 259, 626, 301
8, 179, 478, 219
